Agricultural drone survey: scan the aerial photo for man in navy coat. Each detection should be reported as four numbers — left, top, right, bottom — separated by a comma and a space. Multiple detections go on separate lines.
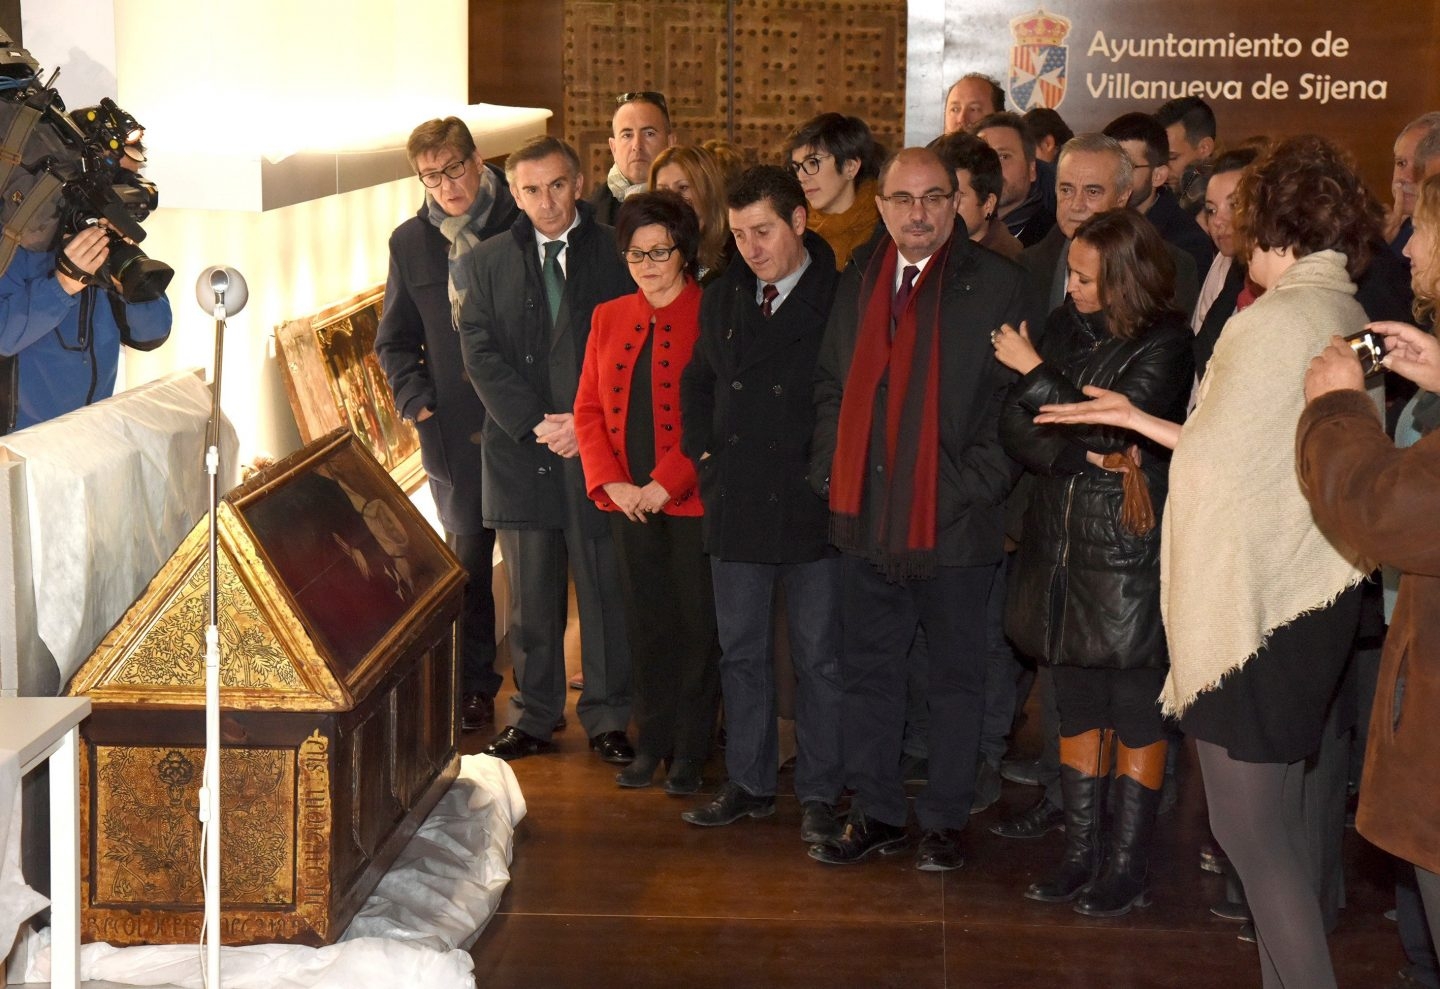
375, 117, 518, 733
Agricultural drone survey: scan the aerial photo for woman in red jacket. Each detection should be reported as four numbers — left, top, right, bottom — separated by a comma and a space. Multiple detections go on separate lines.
575, 190, 719, 794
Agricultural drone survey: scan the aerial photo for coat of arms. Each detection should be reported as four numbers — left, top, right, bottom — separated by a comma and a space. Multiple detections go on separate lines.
1009, 9, 1071, 111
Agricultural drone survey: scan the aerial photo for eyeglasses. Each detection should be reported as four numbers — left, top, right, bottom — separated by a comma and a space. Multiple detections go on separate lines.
616, 91, 670, 117
878, 191, 955, 211
623, 245, 678, 264
418, 159, 469, 188
789, 153, 834, 176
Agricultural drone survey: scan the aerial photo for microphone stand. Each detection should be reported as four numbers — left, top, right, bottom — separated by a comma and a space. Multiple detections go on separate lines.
200, 270, 231, 989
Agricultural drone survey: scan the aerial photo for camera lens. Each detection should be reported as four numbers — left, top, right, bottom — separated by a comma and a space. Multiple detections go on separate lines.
108, 239, 174, 303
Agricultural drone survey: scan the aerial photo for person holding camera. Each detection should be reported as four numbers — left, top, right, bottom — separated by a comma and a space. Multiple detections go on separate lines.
0, 220, 172, 435
1297, 170, 1440, 986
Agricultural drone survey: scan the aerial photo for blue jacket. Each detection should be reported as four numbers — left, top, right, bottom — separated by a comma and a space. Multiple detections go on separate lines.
0, 246, 172, 433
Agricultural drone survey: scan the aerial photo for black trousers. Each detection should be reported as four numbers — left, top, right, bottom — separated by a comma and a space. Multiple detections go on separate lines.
1051, 665, 1167, 748
609, 511, 719, 762
446, 528, 500, 698
839, 554, 995, 831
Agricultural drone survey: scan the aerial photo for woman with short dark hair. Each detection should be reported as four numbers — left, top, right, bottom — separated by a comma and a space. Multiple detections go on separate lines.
574, 190, 719, 794
992, 208, 1193, 917
1032, 135, 1382, 989
783, 112, 883, 270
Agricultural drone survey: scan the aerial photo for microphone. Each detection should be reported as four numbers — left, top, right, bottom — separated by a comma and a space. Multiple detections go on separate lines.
195, 265, 249, 317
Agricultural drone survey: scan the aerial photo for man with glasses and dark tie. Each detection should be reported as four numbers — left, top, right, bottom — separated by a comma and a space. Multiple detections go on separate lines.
590, 91, 675, 225
458, 135, 637, 766
375, 117, 519, 736
809, 147, 1025, 871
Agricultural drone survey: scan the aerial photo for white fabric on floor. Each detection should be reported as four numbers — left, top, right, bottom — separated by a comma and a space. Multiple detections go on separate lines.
20, 754, 524, 989
0, 747, 48, 965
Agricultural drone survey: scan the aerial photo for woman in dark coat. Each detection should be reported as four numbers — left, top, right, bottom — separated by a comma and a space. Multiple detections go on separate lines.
992, 209, 1194, 916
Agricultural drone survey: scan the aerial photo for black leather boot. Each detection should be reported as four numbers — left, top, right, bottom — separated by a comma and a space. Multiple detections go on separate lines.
1075, 740, 1164, 917
1025, 730, 1110, 903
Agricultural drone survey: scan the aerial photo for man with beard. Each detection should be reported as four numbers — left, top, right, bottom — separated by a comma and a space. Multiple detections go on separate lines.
1103, 112, 1214, 279
975, 111, 1056, 248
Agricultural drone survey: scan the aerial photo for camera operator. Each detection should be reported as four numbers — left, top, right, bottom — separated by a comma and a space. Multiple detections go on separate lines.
0, 215, 172, 435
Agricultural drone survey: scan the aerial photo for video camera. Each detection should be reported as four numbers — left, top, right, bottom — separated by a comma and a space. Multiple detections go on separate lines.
0, 31, 173, 303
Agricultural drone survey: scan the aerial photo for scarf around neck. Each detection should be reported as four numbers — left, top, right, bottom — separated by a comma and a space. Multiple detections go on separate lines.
606, 163, 646, 203
829, 234, 953, 580
426, 165, 498, 325
807, 179, 879, 271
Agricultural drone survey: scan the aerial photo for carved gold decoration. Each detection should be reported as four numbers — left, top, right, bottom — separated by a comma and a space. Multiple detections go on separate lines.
92, 745, 295, 907
112, 551, 301, 691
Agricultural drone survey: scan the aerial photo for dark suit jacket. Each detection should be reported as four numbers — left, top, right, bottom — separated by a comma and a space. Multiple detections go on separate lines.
374, 167, 518, 534
588, 184, 622, 226
811, 232, 1026, 567
682, 231, 839, 563
1147, 188, 1214, 283
457, 200, 633, 531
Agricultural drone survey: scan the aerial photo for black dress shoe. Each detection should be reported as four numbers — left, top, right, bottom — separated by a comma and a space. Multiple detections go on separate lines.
483, 725, 554, 761
916, 828, 966, 872
682, 780, 775, 826
664, 758, 704, 795
1000, 757, 1044, 787
971, 759, 1002, 814
616, 753, 661, 788
808, 812, 909, 864
589, 730, 635, 765
460, 692, 494, 733
989, 794, 1063, 839
800, 801, 841, 843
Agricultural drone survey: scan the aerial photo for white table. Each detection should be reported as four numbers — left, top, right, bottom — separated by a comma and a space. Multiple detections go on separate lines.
0, 696, 90, 989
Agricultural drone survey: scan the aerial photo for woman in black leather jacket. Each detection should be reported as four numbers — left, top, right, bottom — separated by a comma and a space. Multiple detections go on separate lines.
991, 208, 1194, 917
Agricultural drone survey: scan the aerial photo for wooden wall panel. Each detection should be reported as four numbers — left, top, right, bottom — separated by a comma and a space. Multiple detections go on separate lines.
729, 1, 905, 162
565, 2, 730, 187
564, 0, 906, 188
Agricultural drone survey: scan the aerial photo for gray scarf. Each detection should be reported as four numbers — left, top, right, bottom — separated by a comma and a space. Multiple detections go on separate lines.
427, 165, 499, 328
606, 162, 646, 203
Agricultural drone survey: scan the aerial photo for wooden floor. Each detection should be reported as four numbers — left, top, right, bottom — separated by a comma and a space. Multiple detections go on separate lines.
465, 646, 1406, 988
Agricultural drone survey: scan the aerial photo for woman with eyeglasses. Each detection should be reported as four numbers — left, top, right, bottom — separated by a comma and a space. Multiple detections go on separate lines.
649, 145, 734, 284
574, 190, 720, 795
992, 208, 1193, 917
784, 113, 884, 271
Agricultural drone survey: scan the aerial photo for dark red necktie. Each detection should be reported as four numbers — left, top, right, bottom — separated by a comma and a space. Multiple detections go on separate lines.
761, 282, 779, 317
892, 264, 919, 325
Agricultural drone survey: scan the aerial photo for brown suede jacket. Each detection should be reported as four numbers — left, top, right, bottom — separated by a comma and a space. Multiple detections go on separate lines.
1297, 388, 1440, 874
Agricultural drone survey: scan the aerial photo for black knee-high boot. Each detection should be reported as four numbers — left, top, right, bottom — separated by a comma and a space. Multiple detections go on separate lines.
1026, 729, 1112, 903
1076, 739, 1164, 917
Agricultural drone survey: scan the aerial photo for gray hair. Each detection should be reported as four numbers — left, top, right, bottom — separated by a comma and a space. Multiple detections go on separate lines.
1058, 133, 1134, 199
1404, 112, 1440, 172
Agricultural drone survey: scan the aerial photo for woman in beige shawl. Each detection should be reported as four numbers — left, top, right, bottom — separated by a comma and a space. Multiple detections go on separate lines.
1033, 135, 1379, 989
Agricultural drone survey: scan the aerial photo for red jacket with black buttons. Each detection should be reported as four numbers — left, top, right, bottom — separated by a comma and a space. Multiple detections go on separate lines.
575, 280, 702, 516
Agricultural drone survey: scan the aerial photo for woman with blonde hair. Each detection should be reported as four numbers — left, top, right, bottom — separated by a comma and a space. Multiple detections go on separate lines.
649, 145, 733, 283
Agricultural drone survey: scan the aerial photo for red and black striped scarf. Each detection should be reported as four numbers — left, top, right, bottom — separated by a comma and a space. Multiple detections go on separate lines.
829, 235, 952, 580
